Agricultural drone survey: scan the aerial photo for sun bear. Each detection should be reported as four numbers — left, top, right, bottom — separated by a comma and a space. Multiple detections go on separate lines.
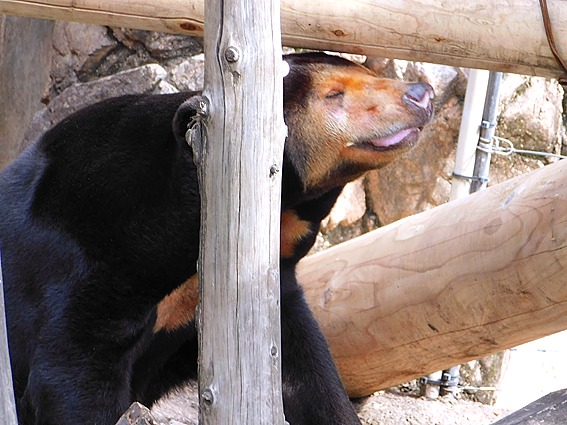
0, 52, 434, 425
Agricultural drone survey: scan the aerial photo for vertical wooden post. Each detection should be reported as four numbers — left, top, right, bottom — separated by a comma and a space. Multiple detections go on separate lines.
0, 252, 18, 425
196, 0, 286, 423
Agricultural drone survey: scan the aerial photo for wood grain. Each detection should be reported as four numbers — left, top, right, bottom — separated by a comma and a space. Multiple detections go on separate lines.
1, 0, 567, 78
0, 254, 17, 425
196, 0, 286, 423
298, 159, 567, 397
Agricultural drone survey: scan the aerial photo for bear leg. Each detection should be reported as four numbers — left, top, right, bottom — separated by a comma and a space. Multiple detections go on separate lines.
280, 267, 361, 425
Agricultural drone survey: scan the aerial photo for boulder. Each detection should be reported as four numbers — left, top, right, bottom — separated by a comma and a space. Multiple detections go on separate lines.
22, 64, 170, 149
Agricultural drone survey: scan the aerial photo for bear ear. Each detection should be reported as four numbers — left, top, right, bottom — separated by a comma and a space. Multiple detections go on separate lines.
172, 95, 204, 145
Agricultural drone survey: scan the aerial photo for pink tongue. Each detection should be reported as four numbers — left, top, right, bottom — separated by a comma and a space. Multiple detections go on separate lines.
371, 128, 414, 147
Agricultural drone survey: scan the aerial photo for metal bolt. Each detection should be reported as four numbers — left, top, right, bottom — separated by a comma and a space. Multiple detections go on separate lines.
269, 164, 279, 177
202, 388, 214, 404
225, 46, 240, 62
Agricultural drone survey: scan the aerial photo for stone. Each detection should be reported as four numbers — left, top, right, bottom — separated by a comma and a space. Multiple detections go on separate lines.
460, 352, 506, 405
168, 55, 205, 92
115, 402, 158, 425
22, 64, 170, 150
321, 178, 366, 231
497, 74, 565, 155
365, 57, 408, 80
151, 381, 199, 425
50, 22, 118, 95
111, 29, 203, 61
488, 74, 566, 187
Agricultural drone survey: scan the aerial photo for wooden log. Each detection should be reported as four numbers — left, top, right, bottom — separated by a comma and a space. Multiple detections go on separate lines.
492, 388, 567, 425
1, 0, 567, 79
297, 158, 567, 398
0, 253, 18, 425
196, 0, 285, 422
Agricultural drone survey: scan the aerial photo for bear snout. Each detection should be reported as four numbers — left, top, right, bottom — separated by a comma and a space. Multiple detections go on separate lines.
402, 82, 435, 119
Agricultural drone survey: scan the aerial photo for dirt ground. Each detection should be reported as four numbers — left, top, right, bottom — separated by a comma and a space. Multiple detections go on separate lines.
353, 390, 512, 425
151, 382, 514, 425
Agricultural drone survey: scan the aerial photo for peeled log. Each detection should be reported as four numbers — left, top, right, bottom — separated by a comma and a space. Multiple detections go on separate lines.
1, 0, 567, 79
298, 159, 567, 398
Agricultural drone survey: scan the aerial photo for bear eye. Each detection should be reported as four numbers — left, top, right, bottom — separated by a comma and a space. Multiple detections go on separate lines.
325, 90, 344, 99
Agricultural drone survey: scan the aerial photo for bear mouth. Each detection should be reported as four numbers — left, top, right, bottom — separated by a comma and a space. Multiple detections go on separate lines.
355, 127, 421, 151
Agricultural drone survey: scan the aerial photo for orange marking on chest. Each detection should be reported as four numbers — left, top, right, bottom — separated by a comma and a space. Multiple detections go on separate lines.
154, 274, 199, 333
280, 209, 312, 259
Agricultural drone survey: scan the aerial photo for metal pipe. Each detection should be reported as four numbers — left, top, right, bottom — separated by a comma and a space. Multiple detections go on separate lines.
471, 71, 503, 193
450, 69, 490, 201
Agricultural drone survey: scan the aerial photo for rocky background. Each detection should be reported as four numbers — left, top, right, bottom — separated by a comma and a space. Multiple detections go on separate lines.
1, 15, 566, 423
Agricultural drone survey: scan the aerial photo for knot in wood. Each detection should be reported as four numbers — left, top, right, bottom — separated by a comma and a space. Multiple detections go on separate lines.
196, 97, 209, 118
202, 388, 214, 404
270, 345, 278, 357
225, 46, 240, 63
270, 164, 280, 178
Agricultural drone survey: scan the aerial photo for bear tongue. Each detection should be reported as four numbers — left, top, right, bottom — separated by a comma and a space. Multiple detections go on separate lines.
370, 128, 415, 148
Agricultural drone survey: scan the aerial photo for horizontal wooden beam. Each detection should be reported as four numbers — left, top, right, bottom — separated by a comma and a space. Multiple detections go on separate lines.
298, 158, 567, 398
1, 0, 567, 79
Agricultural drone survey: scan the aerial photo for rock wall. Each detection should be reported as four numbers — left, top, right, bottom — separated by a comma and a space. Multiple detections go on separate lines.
19, 22, 204, 150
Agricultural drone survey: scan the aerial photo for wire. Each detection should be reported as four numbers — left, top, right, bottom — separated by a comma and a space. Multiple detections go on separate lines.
477, 136, 567, 160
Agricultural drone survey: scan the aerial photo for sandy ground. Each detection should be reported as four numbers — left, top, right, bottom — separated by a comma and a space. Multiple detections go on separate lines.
353, 390, 512, 425
151, 382, 514, 425
149, 331, 567, 424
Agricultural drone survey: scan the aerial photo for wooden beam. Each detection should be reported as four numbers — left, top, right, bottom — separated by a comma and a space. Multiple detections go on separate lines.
1, 0, 567, 79
492, 388, 567, 425
297, 158, 567, 398
196, 0, 285, 422
0, 253, 17, 425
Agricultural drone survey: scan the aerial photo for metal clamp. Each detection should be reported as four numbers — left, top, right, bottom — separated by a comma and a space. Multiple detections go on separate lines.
451, 172, 490, 184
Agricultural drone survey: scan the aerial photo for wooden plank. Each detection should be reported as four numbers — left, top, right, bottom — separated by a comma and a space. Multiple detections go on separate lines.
297, 158, 567, 398
0, 0, 204, 34
0, 252, 18, 425
196, 0, 286, 423
492, 388, 567, 425
1, 0, 567, 79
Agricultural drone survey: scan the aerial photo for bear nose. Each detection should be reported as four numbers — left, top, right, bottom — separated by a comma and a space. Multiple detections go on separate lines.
403, 82, 435, 110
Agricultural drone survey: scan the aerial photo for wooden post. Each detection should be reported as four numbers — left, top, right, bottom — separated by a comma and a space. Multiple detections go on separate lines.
297, 158, 567, 398
195, 0, 286, 423
1, 0, 567, 79
0, 252, 18, 425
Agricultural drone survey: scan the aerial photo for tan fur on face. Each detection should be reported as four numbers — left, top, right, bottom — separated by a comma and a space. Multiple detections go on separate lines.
154, 274, 199, 333
286, 62, 430, 192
